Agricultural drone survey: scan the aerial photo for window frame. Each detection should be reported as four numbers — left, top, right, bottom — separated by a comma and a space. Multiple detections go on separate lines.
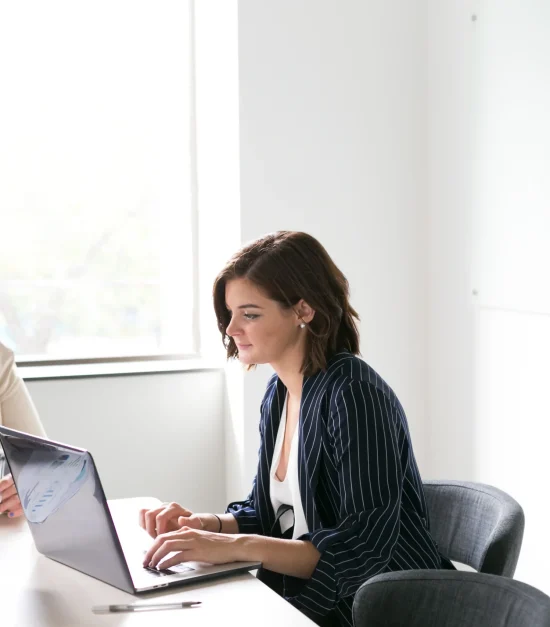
12, 0, 201, 369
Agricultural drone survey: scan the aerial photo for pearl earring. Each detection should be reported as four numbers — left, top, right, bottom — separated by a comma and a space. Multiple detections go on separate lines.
300, 323, 306, 329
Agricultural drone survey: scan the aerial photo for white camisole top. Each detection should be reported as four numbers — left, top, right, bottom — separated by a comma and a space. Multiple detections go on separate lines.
269, 394, 309, 539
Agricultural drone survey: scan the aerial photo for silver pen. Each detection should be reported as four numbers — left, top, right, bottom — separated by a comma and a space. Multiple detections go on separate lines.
92, 601, 201, 613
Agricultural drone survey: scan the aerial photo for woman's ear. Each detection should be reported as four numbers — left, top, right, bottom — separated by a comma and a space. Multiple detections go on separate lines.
295, 299, 315, 325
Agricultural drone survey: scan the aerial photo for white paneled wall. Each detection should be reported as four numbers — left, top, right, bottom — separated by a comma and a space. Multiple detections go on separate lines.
427, 0, 550, 593
475, 309, 550, 590
236, 0, 431, 499
26, 370, 227, 514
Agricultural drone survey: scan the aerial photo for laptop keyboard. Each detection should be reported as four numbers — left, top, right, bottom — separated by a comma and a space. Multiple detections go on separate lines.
143, 563, 194, 577
141, 551, 194, 577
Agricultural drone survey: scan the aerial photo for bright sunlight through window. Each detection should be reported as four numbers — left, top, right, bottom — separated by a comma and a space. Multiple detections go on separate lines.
0, 0, 195, 362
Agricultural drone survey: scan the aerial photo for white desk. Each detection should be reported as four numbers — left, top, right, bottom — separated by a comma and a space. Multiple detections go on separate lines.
0, 498, 316, 627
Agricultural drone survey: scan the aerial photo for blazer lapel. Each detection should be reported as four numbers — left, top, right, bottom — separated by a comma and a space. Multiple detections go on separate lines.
255, 376, 286, 535
298, 372, 327, 531
259, 369, 331, 535
265, 376, 286, 470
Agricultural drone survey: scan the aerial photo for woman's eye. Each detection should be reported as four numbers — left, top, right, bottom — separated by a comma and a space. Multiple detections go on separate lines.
244, 313, 259, 320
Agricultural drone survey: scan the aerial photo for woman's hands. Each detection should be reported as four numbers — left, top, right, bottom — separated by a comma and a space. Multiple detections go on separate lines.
138, 501, 320, 578
0, 474, 23, 518
138, 502, 204, 538
141, 526, 321, 579
139, 501, 247, 570
142, 527, 243, 570
139, 501, 245, 569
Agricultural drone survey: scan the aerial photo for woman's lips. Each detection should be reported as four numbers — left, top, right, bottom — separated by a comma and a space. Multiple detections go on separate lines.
237, 344, 252, 350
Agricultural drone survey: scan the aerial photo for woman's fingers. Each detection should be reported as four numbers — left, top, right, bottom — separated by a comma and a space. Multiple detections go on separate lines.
142, 529, 236, 568
6, 503, 23, 518
143, 529, 194, 566
138, 508, 147, 530
155, 503, 184, 536
157, 503, 194, 535
144, 507, 165, 538
143, 532, 173, 565
139, 503, 194, 538
0, 483, 17, 500
156, 550, 197, 570
0, 474, 14, 496
0, 485, 18, 514
149, 538, 193, 569
0, 476, 22, 517
0, 493, 21, 515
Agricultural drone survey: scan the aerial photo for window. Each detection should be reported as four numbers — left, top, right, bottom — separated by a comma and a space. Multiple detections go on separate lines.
0, 0, 197, 362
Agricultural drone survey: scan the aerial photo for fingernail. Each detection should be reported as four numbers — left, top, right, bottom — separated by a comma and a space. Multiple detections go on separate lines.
8, 512, 14, 518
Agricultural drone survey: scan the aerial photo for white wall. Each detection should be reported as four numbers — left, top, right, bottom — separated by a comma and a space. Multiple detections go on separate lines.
26, 370, 227, 513
426, 0, 478, 480
22, 0, 433, 517
427, 0, 550, 593
19, 0, 549, 594
233, 0, 431, 499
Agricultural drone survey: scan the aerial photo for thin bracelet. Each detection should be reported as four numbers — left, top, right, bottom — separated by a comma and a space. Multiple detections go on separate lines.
213, 513, 222, 533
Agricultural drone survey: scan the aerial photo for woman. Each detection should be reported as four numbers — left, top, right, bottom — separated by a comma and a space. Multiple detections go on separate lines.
140, 231, 452, 627
0, 340, 47, 518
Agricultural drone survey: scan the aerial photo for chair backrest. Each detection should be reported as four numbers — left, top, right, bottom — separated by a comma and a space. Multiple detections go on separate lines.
353, 570, 550, 627
423, 480, 525, 577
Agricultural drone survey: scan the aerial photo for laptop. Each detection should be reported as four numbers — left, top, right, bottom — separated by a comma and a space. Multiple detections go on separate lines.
0, 426, 261, 593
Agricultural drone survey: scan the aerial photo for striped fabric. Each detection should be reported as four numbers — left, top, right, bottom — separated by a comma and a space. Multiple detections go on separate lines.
227, 352, 449, 627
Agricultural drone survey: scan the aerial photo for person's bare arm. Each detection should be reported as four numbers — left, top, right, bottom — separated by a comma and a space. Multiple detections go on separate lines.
197, 512, 239, 534
139, 503, 241, 537
145, 528, 321, 580
235, 535, 321, 578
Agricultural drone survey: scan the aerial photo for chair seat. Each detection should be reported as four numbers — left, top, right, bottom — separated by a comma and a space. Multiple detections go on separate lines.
353, 570, 550, 627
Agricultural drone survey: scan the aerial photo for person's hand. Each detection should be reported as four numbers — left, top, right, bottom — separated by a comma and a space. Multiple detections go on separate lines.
0, 474, 23, 518
138, 502, 204, 539
143, 527, 242, 570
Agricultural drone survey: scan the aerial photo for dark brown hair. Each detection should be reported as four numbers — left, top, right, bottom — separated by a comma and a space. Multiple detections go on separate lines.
212, 231, 360, 376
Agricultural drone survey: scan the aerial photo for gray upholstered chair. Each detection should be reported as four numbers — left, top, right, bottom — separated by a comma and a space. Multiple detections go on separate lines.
423, 480, 525, 577
353, 570, 550, 627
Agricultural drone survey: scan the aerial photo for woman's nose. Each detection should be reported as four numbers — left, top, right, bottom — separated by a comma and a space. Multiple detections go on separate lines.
226, 317, 240, 337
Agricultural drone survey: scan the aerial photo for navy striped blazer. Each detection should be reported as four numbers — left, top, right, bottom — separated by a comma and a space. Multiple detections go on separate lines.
227, 352, 450, 626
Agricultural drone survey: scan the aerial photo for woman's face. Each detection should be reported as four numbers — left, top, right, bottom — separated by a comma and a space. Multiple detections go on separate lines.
225, 278, 306, 366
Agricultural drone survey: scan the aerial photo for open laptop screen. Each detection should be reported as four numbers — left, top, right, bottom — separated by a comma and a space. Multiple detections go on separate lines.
0, 427, 134, 593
